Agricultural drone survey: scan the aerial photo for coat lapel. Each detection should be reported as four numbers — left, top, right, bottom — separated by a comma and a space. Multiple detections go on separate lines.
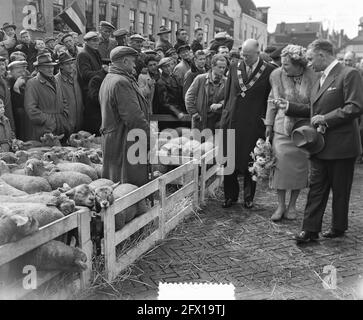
312, 64, 341, 104
238, 61, 249, 84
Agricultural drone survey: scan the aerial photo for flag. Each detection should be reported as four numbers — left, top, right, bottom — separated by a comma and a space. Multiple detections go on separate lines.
59, 1, 86, 34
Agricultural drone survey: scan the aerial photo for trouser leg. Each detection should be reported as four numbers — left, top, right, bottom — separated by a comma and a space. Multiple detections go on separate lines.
224, 169, 240, 201
302, 158, 331, 233
330, 158, 356, 232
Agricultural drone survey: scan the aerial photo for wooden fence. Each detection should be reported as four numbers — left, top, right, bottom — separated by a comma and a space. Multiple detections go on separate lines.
102, 148, 223, 282
0, 208, 93, 300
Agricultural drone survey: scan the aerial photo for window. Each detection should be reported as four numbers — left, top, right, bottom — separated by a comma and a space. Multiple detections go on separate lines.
148, 14, 155, 35
99, 2, 107, 22
169, 0, 174, 10
129, 9, 136, 32
168, 20, 173, 34
139, 12, 146, 34
162, 18, 167, 27
202, 0, 206, 12
244, 23, 247, 40
215, 0, 224, 13
85, 0, 95, 31
195, 16, 201, 30
204, 22, 209, 43
111, 5, 119, 29
53, 0, 65, 16
183, 9, 190, 26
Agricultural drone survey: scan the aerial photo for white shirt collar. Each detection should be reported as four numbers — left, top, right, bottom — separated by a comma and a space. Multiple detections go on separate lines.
323, 59, 339, 78
247, 57, 260, 73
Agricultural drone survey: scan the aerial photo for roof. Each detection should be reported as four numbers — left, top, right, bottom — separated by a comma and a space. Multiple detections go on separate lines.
275, 22, 323, 34
237, 0, 257, 15
349, 33, 363, 44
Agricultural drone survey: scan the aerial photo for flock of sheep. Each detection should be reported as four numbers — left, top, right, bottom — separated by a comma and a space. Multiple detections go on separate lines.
0, 129, 215, 289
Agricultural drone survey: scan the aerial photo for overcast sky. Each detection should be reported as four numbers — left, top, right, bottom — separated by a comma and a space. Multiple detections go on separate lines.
253, 0, 363, 38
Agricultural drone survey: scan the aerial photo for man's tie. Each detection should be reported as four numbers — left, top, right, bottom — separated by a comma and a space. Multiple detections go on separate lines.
247, 66, 253, 78
320, 73, 327, 89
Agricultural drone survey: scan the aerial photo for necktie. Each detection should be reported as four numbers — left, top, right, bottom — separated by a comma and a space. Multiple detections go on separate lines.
247, 66, 253, 78
320, 73, 327, 88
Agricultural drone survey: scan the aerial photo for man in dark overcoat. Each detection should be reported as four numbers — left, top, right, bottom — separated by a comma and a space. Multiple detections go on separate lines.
288, 40, 363, 243
76, 32, 107, 134
99, 46, 150, 186
220, 39, 275, 209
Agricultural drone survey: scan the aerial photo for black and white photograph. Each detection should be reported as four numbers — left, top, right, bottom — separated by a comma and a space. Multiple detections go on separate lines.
0, 0, 363, 304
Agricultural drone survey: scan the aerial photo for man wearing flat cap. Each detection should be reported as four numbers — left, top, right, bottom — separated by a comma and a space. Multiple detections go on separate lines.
0, 23, 19, 58
24, 53, 70, 141
77, 31, 108, 134
114, 29, 129, 46
173, 44, 192, 88
99, 46, 151, 186
98, 21, 117, 60
7, 60, 29, 140
62, 33, 82, 59
56, 52, 84, 133
155, 26, 173, 54
129, 34, 147, 77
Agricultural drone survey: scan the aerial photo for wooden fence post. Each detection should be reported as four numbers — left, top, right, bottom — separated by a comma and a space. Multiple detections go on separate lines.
77, 208, 93, 290
200, 156, 207, 206
103, 206, 116, 282
158, 176, 167, 240
193, 161, 199, 208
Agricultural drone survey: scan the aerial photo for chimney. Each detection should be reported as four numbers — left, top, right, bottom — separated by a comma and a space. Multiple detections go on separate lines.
280, 22, 286, 34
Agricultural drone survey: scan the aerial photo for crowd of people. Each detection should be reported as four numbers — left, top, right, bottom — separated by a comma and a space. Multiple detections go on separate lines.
1, 19, 363, 245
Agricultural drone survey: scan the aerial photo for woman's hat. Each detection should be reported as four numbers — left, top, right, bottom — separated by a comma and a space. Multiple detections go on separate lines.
291, 120, 325, 155
33, 53, 58, 67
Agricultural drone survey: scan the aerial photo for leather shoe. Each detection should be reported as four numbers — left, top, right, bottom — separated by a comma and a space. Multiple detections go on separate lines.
294, 231, 319, 244
222, 199, 237, 209
322, 229, 345, 238
244, 201, 254, 209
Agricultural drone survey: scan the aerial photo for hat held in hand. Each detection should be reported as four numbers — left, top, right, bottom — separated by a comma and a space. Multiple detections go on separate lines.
291, 120, 325, 155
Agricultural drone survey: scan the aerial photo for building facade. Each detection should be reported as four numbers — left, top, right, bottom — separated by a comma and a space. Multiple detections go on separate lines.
189, 0, 215, 47
337, 19, 363, 60
225, 0, 268, 49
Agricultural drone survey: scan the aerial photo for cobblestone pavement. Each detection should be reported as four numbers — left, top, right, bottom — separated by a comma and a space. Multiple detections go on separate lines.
83, 165, 363, 300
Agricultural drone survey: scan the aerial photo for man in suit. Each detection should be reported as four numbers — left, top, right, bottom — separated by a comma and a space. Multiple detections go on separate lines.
289, 40, 363, 243
220, 39, 275, 209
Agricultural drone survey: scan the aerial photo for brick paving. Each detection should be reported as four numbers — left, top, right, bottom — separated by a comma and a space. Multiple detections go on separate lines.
82, 164, 363, 300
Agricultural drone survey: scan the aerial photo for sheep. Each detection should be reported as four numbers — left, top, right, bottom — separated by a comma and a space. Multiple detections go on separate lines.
69, 133, 101, 149
24, 159, 93, 190
0, 213, 39, 246
0, 192, 76, 216
0, 179, 27, 196
0, 174, 52, 194
0, 203, 64, 228
71, 150, 102, 178
65, 184, 95, 209
0, 152, 18, 164
89, 179, 114, 189
20, 240, 88, 272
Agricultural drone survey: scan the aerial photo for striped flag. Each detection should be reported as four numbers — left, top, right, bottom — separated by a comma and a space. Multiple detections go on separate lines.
59, 1, 86, 34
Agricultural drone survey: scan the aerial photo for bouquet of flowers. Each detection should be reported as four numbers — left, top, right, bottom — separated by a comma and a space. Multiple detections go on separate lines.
248, 138, 276, 182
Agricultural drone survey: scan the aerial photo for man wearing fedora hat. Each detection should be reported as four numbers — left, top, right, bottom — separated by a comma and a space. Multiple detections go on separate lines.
155, 26, 173, 54
285, 39, 363, 243
99, 46, 150, 186
24, 53, 70, 141
98, 21, 117, 60
55, 52, 84, 133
